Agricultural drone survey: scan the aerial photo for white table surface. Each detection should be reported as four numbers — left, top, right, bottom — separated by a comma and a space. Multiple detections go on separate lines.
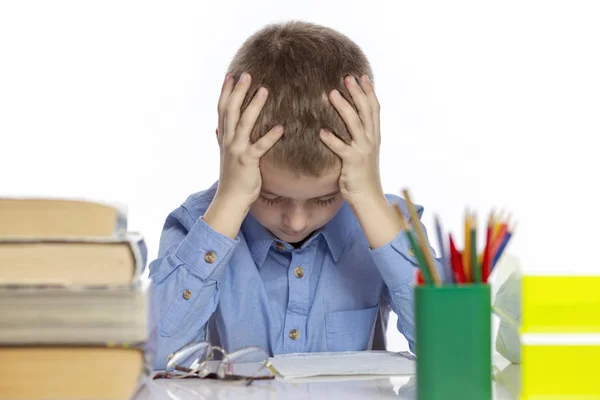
133, 354, 519, 400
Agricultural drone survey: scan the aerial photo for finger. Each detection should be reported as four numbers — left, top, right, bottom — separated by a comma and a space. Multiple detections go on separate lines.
217, 73, 234, 144
224, 72, 252, 144
345, 75, 374, 142
359, 75, 381, 144
235, 86, 269, 145
319, 129, 350, 159
249, 125, 284, 158
328, 89, 368, 146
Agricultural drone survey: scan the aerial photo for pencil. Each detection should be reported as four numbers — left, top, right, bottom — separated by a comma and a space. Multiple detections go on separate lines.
416, 270, 424, 285
477, 210, 494, 265
394, 203, 433, 284
449, 233, 466, 284
434, 214, 452, 284
489, 223, 508, 260
401, 190, 441, 285
492, 221, 516, 268
492, 210, 504, 240
481, 212, 493, 281
462, 210, 472, 282
471, 214, 480, 283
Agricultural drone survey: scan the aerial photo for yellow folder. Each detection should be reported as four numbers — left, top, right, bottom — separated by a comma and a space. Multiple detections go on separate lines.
522, 275, 600, 333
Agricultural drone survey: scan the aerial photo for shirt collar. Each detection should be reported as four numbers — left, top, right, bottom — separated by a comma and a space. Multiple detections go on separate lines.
318, 201, 357, 262
242, 213, 277, 269
241, 201, 357, 268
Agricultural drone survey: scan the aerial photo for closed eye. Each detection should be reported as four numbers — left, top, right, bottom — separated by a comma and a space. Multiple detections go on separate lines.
259, 195, 282, 206
259, 194, 339, 207
315, 196, 338, 206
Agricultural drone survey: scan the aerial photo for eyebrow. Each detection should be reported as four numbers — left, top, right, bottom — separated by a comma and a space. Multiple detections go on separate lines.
261, 189, 340, 199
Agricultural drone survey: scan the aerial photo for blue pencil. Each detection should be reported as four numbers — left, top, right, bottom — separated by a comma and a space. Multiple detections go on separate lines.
492, 231, 512, 268
434, 215, 452, 284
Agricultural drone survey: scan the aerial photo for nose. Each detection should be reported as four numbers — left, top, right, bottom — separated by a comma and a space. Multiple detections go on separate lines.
282, 206, 309, 233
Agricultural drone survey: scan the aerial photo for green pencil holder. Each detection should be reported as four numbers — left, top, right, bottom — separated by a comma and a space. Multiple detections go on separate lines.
415, 284, 492, 400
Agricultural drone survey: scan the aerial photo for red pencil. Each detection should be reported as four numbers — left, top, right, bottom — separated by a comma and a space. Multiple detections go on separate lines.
481, 219, 493, 281
449, 233, 467, 283
416, 270, 424, 285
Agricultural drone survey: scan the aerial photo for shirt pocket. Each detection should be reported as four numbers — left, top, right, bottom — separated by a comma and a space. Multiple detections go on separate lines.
325, 304, 379, 352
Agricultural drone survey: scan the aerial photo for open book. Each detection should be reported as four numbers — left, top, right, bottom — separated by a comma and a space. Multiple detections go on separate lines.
270, 351, 416, 381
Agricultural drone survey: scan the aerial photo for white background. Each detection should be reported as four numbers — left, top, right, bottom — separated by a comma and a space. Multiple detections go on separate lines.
1, 1, 599, 352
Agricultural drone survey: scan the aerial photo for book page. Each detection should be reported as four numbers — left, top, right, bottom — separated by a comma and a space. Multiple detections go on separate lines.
270, 351, 416, 379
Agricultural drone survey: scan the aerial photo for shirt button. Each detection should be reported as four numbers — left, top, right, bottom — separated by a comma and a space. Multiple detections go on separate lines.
294, 266, 305, 278
289, 329, 300, 340
204, 251, 216, 264
408, 247, 416, 257
182, 289, 192, 300
275, 242, 286, 251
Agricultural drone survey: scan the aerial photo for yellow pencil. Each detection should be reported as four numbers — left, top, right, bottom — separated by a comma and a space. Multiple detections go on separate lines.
492, 210, 504, 241
462, 209, 471, 282
478, 210, 495, 265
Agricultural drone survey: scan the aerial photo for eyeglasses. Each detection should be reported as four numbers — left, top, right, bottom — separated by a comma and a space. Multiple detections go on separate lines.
152, 341, 278, 386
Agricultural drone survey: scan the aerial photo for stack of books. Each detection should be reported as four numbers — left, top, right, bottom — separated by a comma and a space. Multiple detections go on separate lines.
0, 198, 152, 400
521, 274, 600, 398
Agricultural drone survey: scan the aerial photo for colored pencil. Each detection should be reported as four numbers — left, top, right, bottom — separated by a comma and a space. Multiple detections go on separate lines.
402, 190, 441, 285
492, 210, 504, 240
394, 203, 433, 284
481, 212, 494, 281
462, 210, 472, 282
449, 233, 467, 283
417, 270, 424, 285
471, 214, 480, 283
434, 214, 452, 284
492, 222, 516, 268
489, 223, 508, 260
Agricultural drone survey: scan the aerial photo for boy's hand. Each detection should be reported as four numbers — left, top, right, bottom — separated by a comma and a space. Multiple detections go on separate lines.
215, 72, 284, 205
204, 72, 283, 239
319, 75, 385, 208
320, 75, 402, 249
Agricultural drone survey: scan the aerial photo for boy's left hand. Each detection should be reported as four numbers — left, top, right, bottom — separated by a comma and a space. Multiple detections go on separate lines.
319, 74, 385, 208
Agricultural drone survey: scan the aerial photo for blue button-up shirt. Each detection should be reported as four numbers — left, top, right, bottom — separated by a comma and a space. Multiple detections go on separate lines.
148, 182, 442, 370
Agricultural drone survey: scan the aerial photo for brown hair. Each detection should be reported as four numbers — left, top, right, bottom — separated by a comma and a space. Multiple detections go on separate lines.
227, 20, 373, 176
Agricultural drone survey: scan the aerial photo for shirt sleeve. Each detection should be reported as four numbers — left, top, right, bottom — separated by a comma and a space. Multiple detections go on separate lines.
368, 198, 446, 354
147, 205, 239, 369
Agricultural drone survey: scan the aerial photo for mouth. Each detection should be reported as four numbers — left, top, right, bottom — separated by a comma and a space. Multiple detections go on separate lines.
282, 230, 304, 237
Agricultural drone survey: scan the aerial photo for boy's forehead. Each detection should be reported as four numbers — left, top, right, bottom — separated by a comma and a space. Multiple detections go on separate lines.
260, 162, 340, 199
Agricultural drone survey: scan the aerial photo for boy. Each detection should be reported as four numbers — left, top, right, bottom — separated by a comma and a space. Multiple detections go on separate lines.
149, 21, 444, 370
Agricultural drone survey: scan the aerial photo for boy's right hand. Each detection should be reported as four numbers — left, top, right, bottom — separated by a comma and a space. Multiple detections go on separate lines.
203, 72, 283, 239
215, 72, 283, 205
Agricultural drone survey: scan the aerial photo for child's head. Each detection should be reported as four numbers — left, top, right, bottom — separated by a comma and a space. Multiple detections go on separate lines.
228, 20, 372, 176
227, 21, 373, 243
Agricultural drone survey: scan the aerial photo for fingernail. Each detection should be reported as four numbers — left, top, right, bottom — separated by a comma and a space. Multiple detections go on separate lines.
257, 87, 268, 98
364, 75, 371, 83
225, 73, 231, 82
331, 90, 341, 100
274, 125, 283, 134
240, 72, 249, 83
346, 75, 356, 85
320, 129, 330, 136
